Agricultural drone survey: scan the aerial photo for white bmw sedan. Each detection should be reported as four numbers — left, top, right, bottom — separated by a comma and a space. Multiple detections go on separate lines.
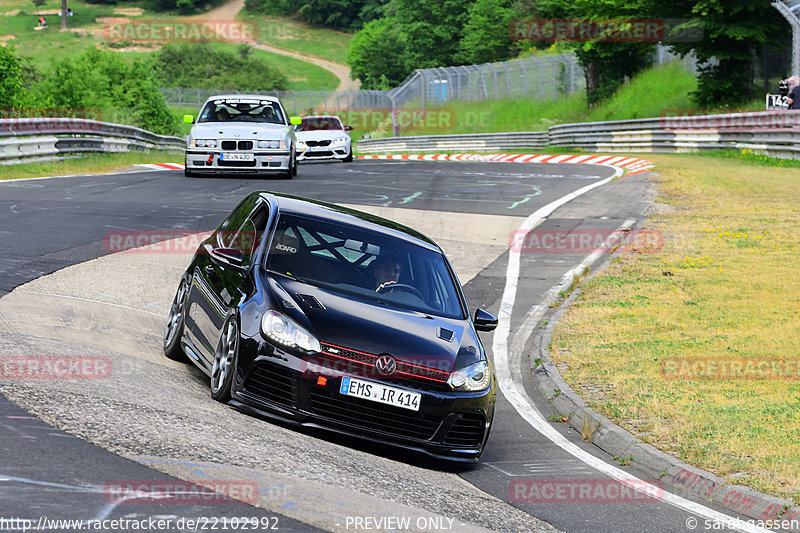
295, 115, 353, 163
184, 95, 301, 178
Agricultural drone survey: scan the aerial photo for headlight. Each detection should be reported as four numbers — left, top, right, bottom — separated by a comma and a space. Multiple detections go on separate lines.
261, 310, 321, 353
332, 137, 349, 145
258, 140, 286, 149
195, 139, 217, 148
447, 361, 491, 391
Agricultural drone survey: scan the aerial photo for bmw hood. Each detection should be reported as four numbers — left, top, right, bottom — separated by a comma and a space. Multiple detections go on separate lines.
296, 130, 350, 142
191, 122, 291, 139
267, 276, 482, 373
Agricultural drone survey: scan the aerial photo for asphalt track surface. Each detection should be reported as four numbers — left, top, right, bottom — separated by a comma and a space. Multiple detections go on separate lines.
0, 160, 755, 532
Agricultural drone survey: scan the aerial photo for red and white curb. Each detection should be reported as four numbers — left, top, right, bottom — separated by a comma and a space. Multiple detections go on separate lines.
358, 153, 655, 176
137, 163, 185, 170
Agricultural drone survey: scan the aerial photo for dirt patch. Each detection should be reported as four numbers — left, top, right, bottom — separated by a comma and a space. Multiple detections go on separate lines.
0, 34, 16, 41
95, 17, 133, 25
2, 9, 20, 16
33, 9, 61, 15
112, 7, 144, 16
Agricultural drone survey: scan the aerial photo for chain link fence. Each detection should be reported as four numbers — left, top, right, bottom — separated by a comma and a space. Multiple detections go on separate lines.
161, 47, 697, 136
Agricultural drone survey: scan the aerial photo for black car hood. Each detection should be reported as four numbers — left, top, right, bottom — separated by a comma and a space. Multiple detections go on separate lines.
266, 275, 480, 373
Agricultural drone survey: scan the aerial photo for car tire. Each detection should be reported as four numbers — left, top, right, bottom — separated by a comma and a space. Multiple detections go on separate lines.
281, 151, 296, 179
163, 274, 190, 362
343, 149, 353, 163
210, 316, 239, 403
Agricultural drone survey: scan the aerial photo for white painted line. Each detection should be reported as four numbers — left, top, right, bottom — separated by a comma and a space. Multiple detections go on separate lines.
492, 174, 769, 533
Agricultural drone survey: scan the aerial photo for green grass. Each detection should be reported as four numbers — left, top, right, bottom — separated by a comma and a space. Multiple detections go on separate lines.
381, 61, 765, 138
552, 153, 800, 505
1, 0, 338, 91
241, 10, 353, 65
0, 151, 183, 181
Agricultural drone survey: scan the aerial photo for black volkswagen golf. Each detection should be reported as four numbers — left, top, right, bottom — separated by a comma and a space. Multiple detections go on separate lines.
163, 192, 498, 461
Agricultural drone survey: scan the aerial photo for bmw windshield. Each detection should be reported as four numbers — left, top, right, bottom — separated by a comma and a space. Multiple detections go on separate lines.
197, 98, 286, 125
266, 213, 466, 319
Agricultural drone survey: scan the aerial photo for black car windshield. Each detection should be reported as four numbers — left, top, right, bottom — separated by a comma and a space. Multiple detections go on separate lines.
296, 117, 343, 131
266, 213, 465, 319
197, 98, 285, 125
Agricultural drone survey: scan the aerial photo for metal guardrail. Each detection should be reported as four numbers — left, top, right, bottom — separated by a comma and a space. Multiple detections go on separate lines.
0, 118, 185, 165
358, 110, 800, 160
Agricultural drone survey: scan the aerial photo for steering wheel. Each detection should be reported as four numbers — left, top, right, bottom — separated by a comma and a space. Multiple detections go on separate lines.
376, 282, 424, 299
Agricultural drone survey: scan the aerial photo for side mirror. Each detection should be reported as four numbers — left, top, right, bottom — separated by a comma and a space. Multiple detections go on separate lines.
344, 125, 353, 131
289, 116, 302, 126
208, 247, 245, 272
473, 308, 498, 332
183, 114, 195, 124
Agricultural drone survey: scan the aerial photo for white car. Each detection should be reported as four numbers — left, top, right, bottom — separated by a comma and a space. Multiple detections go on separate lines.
295, 115, 353, 162
184, 95, 301, 178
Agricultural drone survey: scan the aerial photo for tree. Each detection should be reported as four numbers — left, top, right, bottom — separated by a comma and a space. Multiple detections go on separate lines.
455, 0, 515, 65
647, 0, 786, 107
346, 17, 409, 89
61, 0, 67, 30
535, 0, 656, 105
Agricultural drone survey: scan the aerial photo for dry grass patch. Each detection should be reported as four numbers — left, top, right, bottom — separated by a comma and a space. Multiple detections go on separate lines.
552, 153, 800, 504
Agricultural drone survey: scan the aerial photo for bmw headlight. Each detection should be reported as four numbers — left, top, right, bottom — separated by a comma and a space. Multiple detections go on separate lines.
195, 139, 217, 148
447, 361, 491, 391
332, 137, 349, 145
258, 140, 286, 149
261, 310, 321, 353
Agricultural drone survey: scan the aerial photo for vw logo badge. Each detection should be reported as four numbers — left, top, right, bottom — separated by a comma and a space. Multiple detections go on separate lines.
375, 355, 397, 376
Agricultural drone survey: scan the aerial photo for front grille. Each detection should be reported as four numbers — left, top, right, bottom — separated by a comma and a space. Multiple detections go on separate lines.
443, 414, 485, 447
243, 362, 296, 409
219, 140, 254, 150
309, 388, 441, 441
318, 342, 450, 385
306, 140, 331, 147
219, 160, 256, 167
305, 151, 334, 157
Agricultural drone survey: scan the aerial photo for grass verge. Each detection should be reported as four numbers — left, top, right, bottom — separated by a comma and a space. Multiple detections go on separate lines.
0, 151, 183, 181
550, 152, 800, 505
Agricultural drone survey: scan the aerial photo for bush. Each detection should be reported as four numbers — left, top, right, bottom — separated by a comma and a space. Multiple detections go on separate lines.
33, 48, 178, 135
153, 43, 288, 92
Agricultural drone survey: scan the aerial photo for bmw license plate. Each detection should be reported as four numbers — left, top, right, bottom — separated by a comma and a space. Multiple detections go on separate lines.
220, 152, 254, 161
339, 377, 421, 411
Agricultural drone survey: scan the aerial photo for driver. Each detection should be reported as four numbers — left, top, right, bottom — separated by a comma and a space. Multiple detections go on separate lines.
370, 255, 402, 292
215, 107, 231, 122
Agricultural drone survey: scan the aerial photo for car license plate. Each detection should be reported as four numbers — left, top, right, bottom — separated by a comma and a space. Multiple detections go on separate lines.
220, 152, 254, 161
339, 377, 421, 412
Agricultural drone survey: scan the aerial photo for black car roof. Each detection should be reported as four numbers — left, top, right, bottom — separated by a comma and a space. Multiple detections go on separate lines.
258, 192, 441, 252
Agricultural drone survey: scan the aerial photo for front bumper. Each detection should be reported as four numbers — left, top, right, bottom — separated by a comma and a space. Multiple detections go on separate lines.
185, 150, 291, 172
231, 345, 496, 462
297, 143, 351, 161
